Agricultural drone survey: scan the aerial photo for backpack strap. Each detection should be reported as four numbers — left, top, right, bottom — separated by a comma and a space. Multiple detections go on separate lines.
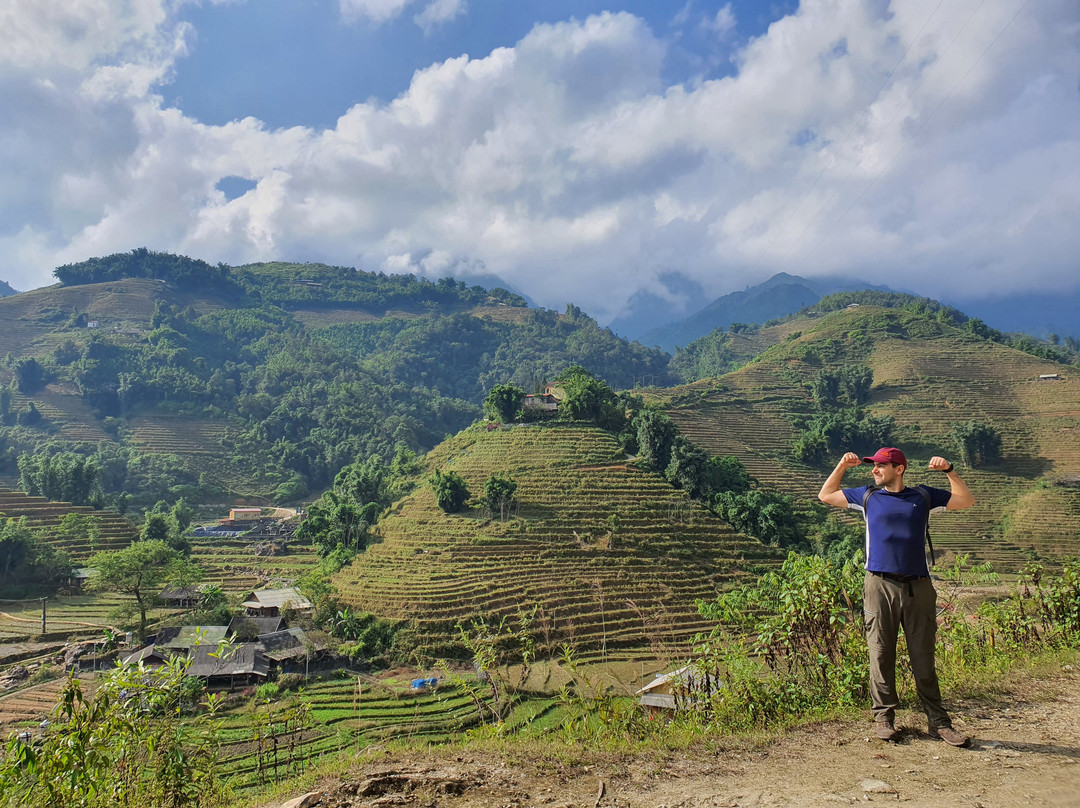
915, 484, 935, 567
861, 484, 936, 567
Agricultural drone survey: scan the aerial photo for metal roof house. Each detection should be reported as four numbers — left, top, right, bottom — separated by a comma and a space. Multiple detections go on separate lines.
256, 627, 308, 664
228, 616, 285, 640
154, 625, 229, 653
187, 643, 269, 689
241, 587, 313, 617
636, 665, 724, 714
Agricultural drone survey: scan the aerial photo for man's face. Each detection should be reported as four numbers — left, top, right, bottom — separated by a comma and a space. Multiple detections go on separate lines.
872, 461, 903, 487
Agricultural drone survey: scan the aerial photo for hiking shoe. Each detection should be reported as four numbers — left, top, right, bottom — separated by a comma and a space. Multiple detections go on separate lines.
875, 721, 900, 742
930, 726, 970, 747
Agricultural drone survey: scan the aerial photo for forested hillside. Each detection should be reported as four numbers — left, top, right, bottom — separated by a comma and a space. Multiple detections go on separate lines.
0, 251, 670, 508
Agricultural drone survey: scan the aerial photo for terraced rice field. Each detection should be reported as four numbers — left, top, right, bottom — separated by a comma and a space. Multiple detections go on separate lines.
215, 675, 493, 792
0, 675, 95, 728
0, 488, 138, 559
0, 592, 128, 646
9, 386, 112, 443
129, 415, 231, 456
189, 533, 319, 593
333, 423, 779, 662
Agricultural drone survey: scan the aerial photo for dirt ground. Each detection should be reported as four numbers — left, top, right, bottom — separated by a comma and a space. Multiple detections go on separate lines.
273, 665, 1080, 808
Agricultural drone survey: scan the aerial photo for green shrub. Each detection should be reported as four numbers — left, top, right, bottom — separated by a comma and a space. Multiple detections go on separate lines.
256, 682, 281, 702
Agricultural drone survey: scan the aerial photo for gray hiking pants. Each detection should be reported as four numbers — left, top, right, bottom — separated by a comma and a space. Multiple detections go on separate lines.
863, 571, 952, 729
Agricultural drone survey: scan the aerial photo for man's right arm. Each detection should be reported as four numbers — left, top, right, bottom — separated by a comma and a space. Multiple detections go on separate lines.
818, 451, 862, 508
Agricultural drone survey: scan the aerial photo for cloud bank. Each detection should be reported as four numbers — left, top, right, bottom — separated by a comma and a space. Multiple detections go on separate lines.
2, 0, 1078, 324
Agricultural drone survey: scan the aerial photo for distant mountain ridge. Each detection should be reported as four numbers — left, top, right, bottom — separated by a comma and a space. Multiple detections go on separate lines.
638, 272, 883, 352
0, 279, 16, 297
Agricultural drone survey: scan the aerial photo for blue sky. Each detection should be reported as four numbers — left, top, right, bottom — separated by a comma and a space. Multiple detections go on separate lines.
169, 1, 795, 130
1, 1, 1078, 324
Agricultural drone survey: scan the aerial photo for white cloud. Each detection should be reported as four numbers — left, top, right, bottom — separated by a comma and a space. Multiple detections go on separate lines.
701, 3, 736, 38
2, 0, 1079, 324
414, 0, 466, 35
338, 0, 414, 24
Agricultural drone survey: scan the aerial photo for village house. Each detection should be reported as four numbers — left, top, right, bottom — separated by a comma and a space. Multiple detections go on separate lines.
187, 643, 269, 690
120, 644, 170, 669
154, 625, 229, 654
158, 584, 203, 609
241, 587, 313, 618
228, 615, 285, 640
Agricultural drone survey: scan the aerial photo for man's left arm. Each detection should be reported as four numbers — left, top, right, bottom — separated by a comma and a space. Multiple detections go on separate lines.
928, 456, 975, 510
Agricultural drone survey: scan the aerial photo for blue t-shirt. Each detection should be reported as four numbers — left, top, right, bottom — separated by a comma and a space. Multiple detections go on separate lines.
843, 485, 952, 576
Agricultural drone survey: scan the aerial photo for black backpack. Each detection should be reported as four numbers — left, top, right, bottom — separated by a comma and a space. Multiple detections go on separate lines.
861, 484, 936, 566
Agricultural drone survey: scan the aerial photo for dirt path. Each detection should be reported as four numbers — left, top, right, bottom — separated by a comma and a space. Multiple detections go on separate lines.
277, 667, 1080, 808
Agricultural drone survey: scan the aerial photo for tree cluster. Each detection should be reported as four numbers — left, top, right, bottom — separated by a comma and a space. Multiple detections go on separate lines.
0, 517, 73, 597
296, 448, 421, 558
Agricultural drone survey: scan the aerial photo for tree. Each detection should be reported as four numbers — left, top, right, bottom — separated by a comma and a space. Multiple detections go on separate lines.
429, 469, 470, 513
87, 540, 201, 636
17, 451, 101, 505
171, 497, 195, 532
12, 357, 46, 393
665, 436, 713, 499
484, 473, 517, 521
635, 408, 678, 472
0, 517, 71, 596
950, 420, 1002, 467
484, 383, 525, 422
553, 366, 624, 430
711, 490, 803, 549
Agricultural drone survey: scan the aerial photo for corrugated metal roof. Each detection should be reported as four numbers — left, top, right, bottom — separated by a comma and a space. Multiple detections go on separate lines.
241, 587, 312, 611
228, 616, 284, 637
257, 627, 307, 661
187, 643, 269, 679
156, 626, 229, 650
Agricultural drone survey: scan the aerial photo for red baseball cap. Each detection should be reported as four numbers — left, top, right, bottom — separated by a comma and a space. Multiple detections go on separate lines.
862, 447, 907, 467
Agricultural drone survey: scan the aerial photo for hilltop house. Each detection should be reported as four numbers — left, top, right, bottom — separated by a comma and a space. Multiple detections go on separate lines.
523, 385, 563, 412
241, 587, 313, 617
523, 392, 559, 411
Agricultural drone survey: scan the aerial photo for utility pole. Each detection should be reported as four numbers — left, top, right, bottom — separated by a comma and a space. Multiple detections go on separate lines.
40, 597, 46, 635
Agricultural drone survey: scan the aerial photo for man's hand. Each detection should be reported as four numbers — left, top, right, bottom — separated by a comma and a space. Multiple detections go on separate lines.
839, 452, 862, 469
928, 456, 952, 472
819, 452, 861, 508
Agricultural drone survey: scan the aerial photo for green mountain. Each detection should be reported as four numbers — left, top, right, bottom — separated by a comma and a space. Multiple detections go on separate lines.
655, 302, 1080, 568
0, 250, 671, 509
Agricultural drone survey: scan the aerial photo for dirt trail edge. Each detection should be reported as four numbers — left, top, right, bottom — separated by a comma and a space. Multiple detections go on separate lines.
270, 668, 1080, 808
